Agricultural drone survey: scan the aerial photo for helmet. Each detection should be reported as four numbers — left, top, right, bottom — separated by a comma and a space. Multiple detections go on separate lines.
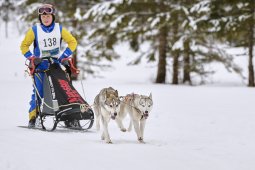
38, 4, 55, 15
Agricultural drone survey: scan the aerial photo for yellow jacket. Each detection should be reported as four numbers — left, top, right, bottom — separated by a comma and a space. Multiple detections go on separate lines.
20, 23, 77, 58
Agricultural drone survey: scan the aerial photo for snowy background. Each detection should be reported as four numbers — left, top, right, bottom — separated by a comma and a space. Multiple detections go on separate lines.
0, 21, 255, 170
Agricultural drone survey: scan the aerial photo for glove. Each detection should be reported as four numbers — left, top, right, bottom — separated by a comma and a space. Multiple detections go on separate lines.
61, 57, 71, 66
28, 56, 42, 66
28, 56, 42, 75
28, 56, 35, 61
60, 57, 80, 76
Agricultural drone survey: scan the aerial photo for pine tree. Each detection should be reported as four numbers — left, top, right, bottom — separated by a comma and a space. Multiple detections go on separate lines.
0, 0, 15, 38
85, 0, 242, 85
85, 0, 174, 83
16, 0, 245, 84
170, 0, 242, 85
210, 0, 255, 87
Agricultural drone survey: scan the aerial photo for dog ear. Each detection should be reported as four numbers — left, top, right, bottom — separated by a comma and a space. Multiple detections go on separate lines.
149, 93, 152, 99
115, 90, 118, 96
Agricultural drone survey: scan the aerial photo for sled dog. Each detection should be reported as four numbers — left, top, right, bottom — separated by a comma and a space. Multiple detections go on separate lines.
93, 87, 120, 143
118, 93, 153, 143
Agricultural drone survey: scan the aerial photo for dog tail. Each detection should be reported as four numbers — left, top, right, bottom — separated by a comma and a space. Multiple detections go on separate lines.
128, 119, 132, 132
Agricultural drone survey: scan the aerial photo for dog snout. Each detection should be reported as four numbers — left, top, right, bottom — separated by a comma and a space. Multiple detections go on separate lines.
144, 111, 149, 119
110, 112, 117, 120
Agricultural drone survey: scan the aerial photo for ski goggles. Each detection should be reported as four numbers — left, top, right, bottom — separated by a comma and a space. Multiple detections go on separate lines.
38, 6, 55, 15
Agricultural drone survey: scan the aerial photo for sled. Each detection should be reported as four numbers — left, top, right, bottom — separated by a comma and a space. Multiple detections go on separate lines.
29, 56, 94, 131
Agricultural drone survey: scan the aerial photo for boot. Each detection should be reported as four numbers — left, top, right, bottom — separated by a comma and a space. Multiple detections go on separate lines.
28, 118, 36, 128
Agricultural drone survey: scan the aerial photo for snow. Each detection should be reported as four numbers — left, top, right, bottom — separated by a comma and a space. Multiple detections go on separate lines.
74, 8, 82, 21
190, 0, 210, 13
83, 2, 116, 20
238, 15, 250, 22
208, 20, 221, 32
172, 36, 185, 51
150, 17, 160, 28
1, 22, 255, 170
110, 15, 124, 29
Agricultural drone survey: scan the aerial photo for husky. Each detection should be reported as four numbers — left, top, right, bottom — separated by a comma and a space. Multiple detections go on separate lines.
117, 93, 153, 143
93, 87, 120, 143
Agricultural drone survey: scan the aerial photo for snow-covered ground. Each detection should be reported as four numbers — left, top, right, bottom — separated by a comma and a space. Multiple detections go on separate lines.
0, 22, 255, 170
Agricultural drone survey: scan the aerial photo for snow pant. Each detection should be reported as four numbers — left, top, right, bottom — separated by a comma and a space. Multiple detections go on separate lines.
28, 72, 45, 121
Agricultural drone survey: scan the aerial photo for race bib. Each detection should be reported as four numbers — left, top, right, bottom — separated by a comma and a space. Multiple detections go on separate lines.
37, 23, 61, 58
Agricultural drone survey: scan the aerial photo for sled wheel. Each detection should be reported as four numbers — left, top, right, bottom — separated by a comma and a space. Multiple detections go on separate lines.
79, 119, 94, 130
40, 115, 58, 131
80, 109, 94, 130
86, 119, 94, 129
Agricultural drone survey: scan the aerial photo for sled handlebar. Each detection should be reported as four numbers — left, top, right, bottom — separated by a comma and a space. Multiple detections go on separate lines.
27, 56, 56, 75
61, 58, 80, 75
27, 56, 80, 76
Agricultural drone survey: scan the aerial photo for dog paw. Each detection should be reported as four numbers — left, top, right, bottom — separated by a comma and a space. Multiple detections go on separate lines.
121, 128, 127, 132
106, 140, 112, 144
138, 137, 145, 143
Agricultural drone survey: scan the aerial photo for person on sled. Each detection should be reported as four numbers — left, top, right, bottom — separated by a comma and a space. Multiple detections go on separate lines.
20, 3, 77, 127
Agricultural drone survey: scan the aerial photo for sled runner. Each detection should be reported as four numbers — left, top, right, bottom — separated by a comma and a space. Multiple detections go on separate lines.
27, 56, 94, 131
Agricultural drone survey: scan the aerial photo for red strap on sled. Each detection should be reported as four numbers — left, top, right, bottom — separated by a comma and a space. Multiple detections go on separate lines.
62, 58, 80, 75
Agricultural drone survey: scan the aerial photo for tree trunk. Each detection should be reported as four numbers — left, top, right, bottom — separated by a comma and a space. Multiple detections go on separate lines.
248, 0, 255, 87
4, 7, 9, 39
5, 21, 8, 39
155, 26, 167, 83
183, 41, 192, 85
172, 13, 179, 85
172, 51, 179, 84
